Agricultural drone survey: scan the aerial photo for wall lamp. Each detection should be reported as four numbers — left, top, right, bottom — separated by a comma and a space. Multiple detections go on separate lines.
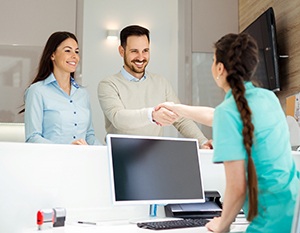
107, 30, 119, 41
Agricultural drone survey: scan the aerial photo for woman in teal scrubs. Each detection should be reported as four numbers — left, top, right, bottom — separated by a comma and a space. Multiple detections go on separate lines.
156, 33, 299, 232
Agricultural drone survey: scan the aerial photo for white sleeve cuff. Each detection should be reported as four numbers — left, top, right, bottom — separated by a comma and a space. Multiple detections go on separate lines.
147, 107, 156, 124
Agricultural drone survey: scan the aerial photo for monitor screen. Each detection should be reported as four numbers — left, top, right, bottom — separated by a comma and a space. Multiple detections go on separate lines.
106, 134, 205, 205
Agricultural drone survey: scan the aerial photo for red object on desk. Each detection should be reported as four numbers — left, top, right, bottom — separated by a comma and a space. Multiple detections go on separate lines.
37, 209, 54, 230
37, 211, 43, 226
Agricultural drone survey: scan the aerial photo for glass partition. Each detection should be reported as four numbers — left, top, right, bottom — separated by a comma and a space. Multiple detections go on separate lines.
192, 52, 225, 139
0, 45, 43, 122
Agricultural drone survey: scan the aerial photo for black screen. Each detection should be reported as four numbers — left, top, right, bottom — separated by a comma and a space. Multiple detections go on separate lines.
243, 7, 280, 92
107, 135, 205, 204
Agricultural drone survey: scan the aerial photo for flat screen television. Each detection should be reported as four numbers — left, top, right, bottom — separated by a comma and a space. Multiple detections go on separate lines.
106, 134, 205, 206
243, 7, 280, 92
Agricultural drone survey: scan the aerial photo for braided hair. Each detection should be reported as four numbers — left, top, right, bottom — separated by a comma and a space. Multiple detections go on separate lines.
214, 33, 259, 221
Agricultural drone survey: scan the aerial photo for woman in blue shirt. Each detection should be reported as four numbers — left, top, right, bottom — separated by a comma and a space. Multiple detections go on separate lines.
156, 33, 299, 232
21, 31, 99, 145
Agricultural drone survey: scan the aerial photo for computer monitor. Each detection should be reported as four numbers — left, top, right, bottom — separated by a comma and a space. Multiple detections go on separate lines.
106, 134, 205, 206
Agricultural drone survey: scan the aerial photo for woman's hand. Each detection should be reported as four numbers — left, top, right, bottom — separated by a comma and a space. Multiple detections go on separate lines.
155, 102, 177, 114
205, 217, 230, 233
72, 138, 88, 145
155, 102, 214, 127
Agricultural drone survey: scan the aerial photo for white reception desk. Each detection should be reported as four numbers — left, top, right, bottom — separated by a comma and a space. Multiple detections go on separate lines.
0, 142, 299, 233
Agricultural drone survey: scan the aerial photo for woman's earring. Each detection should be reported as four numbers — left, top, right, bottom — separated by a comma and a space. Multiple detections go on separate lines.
216, 76, 220, 80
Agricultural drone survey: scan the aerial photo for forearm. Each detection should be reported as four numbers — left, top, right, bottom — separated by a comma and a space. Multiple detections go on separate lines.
98, 81, 155, 130
173, 118, 208, 145
219, 182, 246, 230
86, 129, 101, 145
99, 97, 153, 130
26, 133, 53, 144
219, 161, 247, 230
174, 105, 214, 127
25, 110, 52, 143
107, 108, 153, 130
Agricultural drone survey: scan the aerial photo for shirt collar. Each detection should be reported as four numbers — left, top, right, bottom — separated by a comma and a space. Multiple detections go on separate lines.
70, 77, 80, 89
225, 81, 255, 100
44, 73, 56, 85
121, 67, 147, 82
43, 73, 79, 89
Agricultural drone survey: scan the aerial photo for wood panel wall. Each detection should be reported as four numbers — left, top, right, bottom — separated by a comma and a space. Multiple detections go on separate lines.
239, 0, 300, 109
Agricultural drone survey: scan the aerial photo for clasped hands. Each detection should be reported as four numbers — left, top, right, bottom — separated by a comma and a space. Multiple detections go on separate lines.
153, 102, 213, 149
152, 102, 179, 127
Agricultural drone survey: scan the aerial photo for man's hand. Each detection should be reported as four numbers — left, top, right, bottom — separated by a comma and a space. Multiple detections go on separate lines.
201, 139, 213, 149
152, 107, 179, 126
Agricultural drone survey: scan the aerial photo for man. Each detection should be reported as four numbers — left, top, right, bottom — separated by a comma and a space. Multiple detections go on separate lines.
98, 25, 212, 149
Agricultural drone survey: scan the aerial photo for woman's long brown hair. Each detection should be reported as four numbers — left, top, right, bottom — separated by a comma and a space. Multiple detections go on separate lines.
19, 31, 78, 114
214, 33, 259, 221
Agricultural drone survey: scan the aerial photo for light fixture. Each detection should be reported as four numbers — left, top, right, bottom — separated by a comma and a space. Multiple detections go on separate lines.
106, 30, 119, 41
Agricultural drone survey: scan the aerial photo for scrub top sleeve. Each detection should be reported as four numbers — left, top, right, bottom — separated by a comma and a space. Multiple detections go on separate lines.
213, 107, 247, 163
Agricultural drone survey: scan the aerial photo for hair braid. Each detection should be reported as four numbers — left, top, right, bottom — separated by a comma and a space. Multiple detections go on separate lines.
216, 33, 259, 221
229, 77, 257, 221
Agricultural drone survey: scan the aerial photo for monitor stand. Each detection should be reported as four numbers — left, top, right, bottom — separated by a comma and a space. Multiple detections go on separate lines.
128, 204, 182, 224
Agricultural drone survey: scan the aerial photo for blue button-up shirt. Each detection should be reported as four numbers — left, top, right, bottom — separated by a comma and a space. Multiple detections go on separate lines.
24, 73, 99, 145
121, 66, 146, 82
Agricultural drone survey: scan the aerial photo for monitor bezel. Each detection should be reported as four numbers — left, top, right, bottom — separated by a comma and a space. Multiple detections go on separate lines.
106, 134, 206, 205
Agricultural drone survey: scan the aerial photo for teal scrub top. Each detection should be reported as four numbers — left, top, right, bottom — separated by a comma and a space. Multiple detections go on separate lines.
213, 82, 299, 232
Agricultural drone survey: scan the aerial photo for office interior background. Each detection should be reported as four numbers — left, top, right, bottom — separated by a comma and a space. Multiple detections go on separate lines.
1, 1, 300, 232
1, 0, 300, 143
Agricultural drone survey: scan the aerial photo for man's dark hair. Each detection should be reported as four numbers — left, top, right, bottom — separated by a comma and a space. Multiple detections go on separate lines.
120, 25, 150, 48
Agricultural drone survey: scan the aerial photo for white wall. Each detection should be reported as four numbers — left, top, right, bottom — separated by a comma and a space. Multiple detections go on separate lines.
0, 0, 77, 46
81, 0, 179, 144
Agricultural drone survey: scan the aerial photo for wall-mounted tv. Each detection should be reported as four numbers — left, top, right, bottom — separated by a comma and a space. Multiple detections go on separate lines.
243, 7, 280, 92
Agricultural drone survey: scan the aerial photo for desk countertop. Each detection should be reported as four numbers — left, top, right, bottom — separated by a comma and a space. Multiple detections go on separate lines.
21, 222, 248, 233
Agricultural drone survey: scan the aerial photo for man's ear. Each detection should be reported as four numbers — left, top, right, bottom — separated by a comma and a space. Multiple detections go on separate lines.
118, 45, 124, 57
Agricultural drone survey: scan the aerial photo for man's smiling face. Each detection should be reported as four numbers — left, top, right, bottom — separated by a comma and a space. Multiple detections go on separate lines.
120, 35, 150, 79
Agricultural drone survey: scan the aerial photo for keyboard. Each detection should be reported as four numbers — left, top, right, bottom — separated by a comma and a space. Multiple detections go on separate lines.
137, 218, 209, 230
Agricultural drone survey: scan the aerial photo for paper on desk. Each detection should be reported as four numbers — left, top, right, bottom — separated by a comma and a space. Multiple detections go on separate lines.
230, 224, 248, 232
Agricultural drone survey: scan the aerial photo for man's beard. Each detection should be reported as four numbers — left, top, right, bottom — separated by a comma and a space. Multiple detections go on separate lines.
124, 57, 148, 74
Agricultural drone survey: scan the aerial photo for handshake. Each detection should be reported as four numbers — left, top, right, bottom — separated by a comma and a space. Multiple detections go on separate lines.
152, 102, 214, 127
152, 102, 181, 127
152, 102, 214, 149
